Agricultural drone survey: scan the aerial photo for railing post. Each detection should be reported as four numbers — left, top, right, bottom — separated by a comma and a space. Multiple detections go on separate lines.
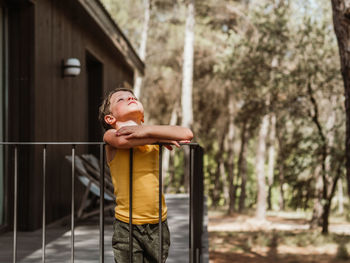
158, 145, 163, 263
99, 144, 105, 263
13, 145, 18, 263
129, 148, 133, 263
71, 145, 76, 263
42, 145, 47, 263
189, 145, 194, 263
192, 145, 204, 263
3, 142, 202, 262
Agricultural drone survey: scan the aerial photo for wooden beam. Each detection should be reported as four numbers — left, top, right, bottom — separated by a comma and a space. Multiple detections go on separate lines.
76, 0, 145, 75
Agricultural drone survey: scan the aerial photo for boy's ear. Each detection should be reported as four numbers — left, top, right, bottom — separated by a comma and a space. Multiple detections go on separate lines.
104, 114, 116, 125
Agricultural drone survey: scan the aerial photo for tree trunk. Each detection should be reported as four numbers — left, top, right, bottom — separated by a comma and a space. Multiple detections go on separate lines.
226, 153, 236, 210
211, 144, 226, 207
255, 114, 269, 220
310, 167, 323, 229
227, 95, 236, 214
278, 163, 285, 210
133, 0, 150, 98
338, 178, 344, 215
181, 0, 195, 192
307, 83, 329, 230
324, 95, 337, 187
162, 103, 178, 188
276, 126, 286, 211
321, 96, 338, 234
331, 0, 350, 198
322, 161, 343, 234
222, 160, 229, 206
181, 0, 195, 128
238, 120, 248, 212
322, 201, 331, 234
339, 178, 345, 214
267, 113, 276, 210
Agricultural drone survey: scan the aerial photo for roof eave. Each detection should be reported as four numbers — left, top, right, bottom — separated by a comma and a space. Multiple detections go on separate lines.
76, 0, 145, 75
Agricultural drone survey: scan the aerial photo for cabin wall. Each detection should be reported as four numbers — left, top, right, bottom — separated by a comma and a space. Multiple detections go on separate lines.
6, 0, 135, 230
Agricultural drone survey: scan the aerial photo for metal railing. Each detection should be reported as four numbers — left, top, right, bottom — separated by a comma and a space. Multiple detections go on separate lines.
2, 142, 204, 263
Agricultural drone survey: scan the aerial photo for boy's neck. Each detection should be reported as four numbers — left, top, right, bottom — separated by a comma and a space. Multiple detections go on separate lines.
115, 120, 141, 130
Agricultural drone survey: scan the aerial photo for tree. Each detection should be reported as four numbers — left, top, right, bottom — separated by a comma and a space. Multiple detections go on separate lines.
331, 0, 350, 198
267, 113, 277, 210
288, 11, 345, 233
133, 0, 151, 98
255, 113, 269, 220
181, 0, 195, 129
101, 0, 349, 226
226, 93, 237, 214
238, 119, 249, 212
181, 0, 195, 191
217, 1, 292, 219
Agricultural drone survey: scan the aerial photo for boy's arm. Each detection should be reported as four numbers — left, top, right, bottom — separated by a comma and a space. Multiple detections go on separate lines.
116, 125, 193, 141
103, 128, 181, 149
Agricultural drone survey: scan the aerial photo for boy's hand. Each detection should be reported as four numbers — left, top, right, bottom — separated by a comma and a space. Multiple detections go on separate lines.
160, 140, 180, 149
164, 145, 173, 151
116, 126, 148, 139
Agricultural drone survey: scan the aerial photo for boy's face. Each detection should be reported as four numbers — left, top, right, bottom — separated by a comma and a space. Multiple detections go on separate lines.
105, 91, 144, 125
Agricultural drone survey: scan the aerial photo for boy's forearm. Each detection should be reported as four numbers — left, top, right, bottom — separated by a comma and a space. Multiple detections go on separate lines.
105, 131, 156, 148
116, 125, 193, 141
112, 138, 157, 148
145, 125, 193, 141
104, 129, 181, 149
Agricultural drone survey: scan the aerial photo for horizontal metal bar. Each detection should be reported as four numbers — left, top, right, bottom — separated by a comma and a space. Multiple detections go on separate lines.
0, 142, 199, 146
159, 142, 199, 147
0, 142, 105, 145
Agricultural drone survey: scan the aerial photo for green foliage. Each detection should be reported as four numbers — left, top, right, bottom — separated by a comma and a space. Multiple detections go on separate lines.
164, 149, 186, 193
101, 0, 349, 222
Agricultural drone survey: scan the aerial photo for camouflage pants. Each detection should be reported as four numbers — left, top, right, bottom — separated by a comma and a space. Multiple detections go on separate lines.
112, 219, 171, 263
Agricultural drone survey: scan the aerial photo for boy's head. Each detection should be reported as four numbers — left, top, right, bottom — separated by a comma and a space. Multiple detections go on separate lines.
99, 87, 144, 130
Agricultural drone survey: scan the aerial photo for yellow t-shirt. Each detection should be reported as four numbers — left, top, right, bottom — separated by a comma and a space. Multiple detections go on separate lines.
108, 145, 167, 224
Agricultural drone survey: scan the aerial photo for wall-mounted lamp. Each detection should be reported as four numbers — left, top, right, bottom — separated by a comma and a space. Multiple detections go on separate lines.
62, 58, 81, 77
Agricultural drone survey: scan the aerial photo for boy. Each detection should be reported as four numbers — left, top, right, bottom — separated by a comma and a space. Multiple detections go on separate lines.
99, 87, 193, 263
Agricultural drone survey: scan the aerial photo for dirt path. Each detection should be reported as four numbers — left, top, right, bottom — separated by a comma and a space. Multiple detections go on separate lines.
208, 212, 350, 263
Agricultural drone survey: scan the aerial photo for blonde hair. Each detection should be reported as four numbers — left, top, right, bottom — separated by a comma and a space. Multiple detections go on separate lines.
98, 87, 135, 131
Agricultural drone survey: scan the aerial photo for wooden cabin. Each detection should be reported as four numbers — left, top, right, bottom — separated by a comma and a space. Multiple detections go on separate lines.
0, 0, 144, 231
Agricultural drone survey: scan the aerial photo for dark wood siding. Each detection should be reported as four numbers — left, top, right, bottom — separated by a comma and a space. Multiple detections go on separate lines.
6, 0, 136, 230
34, 0, 134, 143
7, 1, 36, 230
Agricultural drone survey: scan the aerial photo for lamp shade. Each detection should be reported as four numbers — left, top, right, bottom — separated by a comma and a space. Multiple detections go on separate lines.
63, 58, 81, 77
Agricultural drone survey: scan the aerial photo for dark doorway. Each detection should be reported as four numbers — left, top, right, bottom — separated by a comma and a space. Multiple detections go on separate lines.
86, 51, 103, 157
0, 5, 7, 229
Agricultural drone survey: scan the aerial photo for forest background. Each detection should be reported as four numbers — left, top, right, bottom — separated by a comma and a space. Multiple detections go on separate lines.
101, 0, 350, 262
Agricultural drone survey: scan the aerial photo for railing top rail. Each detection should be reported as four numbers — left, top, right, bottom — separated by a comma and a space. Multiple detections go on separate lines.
0, 142, 106, 145
0, 142, 200, 146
